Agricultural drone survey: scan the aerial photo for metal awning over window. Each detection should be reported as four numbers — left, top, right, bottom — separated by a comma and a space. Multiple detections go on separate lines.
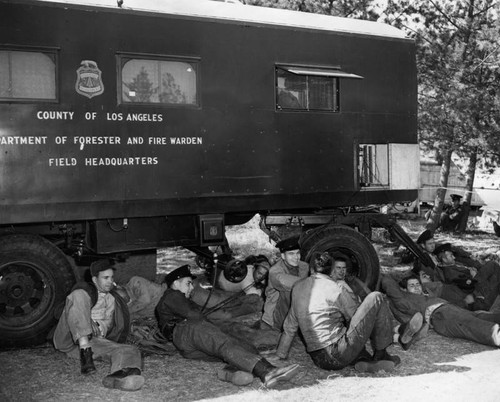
279, 66, 363, 79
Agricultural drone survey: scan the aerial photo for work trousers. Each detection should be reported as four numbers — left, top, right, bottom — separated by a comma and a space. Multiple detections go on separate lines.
53, 289, 141, 374
474, 261, 500, 310
173, 319, 261, 373
310, 292, 393, 370
431, 304, 500, 347
191, 285, 263, 318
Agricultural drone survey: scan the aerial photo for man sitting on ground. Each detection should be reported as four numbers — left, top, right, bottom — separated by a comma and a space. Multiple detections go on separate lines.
53, 260, 144, 392
440, 194, 465, 232
272, 253, 418, 373
155, 265, 300, 388
330, 254, 371, 301
261, 235, 309, 330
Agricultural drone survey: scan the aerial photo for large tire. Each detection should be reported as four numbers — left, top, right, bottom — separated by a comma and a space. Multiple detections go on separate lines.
300, 225, 380, 290
0, 234, 76, 348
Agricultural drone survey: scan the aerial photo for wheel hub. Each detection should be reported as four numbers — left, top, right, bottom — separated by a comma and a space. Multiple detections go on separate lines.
0, 263, 45, 317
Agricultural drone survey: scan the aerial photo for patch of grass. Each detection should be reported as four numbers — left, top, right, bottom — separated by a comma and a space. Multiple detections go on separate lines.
2, 215, 499, 401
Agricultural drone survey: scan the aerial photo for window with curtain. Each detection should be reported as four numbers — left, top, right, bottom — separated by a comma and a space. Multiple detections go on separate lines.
0, 50, 57, 101
120, 56, 198, 106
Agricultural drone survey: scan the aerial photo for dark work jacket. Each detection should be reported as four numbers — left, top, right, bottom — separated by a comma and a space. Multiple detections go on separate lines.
380, 275, 447, 324
155, 288, 204, 339
53, 281, 130, 351
441, 264, 476, 293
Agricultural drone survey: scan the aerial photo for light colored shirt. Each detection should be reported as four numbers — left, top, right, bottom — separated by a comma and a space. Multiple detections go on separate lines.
91, 291, 115, 337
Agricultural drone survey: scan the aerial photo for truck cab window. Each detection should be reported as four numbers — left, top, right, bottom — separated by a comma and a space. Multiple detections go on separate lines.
0, 50, 56, 101
119, 57, 198, 106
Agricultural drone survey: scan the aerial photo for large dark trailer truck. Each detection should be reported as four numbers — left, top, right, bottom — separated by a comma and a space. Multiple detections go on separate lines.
0, 0, 420, 347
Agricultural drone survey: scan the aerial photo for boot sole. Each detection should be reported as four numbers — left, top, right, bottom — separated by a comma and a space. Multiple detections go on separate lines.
103, 374, 145, 391
400, 312, 423, 345
264, 364, 300, 388
354, 360, 395, 373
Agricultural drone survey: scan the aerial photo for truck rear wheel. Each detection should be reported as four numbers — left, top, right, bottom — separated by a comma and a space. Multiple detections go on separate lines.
0, 234, 75, 348
301, 225, 380, 290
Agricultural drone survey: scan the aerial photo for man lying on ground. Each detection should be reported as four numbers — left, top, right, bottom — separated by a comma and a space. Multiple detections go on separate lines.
155, 265, 300, 388
380, 274, 500, 348
434, 243, 500, 311
412, 230, 500, 311
271, 252, 418, 373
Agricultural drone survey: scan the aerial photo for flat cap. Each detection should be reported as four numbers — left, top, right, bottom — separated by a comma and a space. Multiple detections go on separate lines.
416, 229, 433, 244
90, 259, 115, 277
276, 235, 300, 253
450, 194, 463, 201
434, 243, 452, 255
165, 264, 196, 287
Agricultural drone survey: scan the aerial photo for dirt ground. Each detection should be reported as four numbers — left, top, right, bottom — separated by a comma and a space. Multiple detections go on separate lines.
1, 215, 500, 401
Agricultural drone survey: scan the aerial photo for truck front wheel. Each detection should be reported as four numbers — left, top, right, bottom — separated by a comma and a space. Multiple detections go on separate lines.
0, 234, 75, 348
301, 225, 380, 290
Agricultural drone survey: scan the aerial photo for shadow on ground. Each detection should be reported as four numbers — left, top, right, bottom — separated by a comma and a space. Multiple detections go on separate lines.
0, 326, 492, 402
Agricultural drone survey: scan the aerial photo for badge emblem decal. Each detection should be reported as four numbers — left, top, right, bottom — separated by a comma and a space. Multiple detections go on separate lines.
75, 60, 104, 98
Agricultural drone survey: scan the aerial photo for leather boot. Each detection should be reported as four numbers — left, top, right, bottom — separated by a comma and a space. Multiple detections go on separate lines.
102, 367, 145, 392
355, 349, 400, 373
252, 358, 300, 389
80, 347, 96, 375
398, 312, 424, 350
374, 349, 401, 367
217, 365, 254, 386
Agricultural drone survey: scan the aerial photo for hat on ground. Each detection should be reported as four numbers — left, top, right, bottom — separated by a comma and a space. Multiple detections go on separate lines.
434, 243, 452, 255
450, 194, 463, 201
165, 264, 196, 287
416, 229, 433, 245
90, 259, 115, 277
276, 235, 301, 253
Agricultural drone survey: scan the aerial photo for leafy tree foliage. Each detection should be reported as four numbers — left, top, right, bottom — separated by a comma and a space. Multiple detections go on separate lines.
382, 0, 500, 231
247, 0, 500, 231
246, 0, 381, 19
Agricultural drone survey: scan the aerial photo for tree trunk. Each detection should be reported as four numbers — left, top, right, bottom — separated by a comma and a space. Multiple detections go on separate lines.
457, 149, 478, 232
426, 149, 453, 231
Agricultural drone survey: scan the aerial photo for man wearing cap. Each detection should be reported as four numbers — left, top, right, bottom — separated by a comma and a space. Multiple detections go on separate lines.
434, 243, 500, 311
440, 194, 465, 231
261, 235, 309, 330
413, 230, 441, 280
411, 231, 473, 308
155, 264, 300, 388
53, 259, 144, 392
273, 252, 409, 373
